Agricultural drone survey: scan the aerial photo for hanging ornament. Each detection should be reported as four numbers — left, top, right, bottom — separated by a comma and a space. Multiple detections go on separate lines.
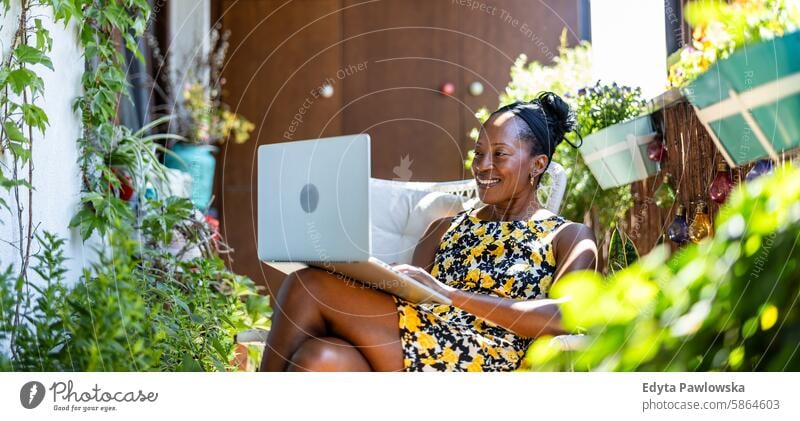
440, 82, 455, 97
745, 159, 773, 182
468, 81, 484, 96
667, 204, 689, 245
647, 134, 666, 161
709, 161, 733, 204
654, 173, 676, 208
688, 201, 713, 243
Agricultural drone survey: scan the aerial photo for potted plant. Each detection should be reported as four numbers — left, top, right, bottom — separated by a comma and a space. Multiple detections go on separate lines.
576, 82, 660, 189
165, 27, 255, 210
670, 0, 800, 166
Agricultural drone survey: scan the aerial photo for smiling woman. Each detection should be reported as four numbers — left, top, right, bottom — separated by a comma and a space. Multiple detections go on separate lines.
261, 91, 598, 372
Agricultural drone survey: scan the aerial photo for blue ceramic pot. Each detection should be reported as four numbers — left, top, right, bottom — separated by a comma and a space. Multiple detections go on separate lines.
164, 143, 217, 210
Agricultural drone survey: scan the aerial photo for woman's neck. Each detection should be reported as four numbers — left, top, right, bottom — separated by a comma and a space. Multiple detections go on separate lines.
483, 190, 543, 221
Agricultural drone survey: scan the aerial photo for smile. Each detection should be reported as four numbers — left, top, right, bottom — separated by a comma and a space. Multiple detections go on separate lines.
476, 178, 501, 187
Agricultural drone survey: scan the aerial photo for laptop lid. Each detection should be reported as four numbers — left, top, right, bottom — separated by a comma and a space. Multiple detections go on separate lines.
257, 134, 371, 263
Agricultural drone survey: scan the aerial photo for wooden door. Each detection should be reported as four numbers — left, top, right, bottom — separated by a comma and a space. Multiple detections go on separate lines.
216, 0, 344, 292
341, 0, 465, 181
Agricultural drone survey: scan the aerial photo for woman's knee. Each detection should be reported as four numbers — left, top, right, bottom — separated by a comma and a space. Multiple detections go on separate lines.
288, 337, 371, 372
278, 267, 329, 303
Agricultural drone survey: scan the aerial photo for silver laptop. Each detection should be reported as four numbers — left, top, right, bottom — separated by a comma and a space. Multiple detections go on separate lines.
257, 134, 451, 305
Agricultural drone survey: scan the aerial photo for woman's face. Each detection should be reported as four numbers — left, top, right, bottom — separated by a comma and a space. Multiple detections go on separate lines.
471, 112, 549, 205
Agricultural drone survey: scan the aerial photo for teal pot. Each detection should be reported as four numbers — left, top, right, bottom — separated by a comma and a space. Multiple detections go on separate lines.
684, 30, 800, 166
164, 143, 217, 210
578, 114, 661, 190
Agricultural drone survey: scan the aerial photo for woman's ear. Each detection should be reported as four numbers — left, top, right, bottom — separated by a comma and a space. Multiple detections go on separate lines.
529, 154, 549, 179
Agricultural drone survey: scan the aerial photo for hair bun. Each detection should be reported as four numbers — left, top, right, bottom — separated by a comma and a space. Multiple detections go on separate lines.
532, 91, 577, 142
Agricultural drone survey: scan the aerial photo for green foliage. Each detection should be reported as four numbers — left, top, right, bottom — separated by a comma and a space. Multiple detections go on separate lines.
560, 82, 646, 229
0, 233, 70, 371
1, 0, 272, 372
1, 228, 271, 372
524, 164, 800, 371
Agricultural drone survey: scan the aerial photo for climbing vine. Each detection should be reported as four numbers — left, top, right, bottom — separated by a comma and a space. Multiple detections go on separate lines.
0, 0, 270, 371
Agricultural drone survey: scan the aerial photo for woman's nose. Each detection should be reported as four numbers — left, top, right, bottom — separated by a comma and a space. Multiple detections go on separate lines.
472, 154, 493, 174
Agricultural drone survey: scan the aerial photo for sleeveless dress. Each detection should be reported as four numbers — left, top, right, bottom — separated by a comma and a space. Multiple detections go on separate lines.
392, 208, 568, 372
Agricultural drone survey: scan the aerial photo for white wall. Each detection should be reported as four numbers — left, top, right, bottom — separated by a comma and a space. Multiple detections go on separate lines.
590, 0, 668, 99
0, 2, 88, 287
168, 0, 211, 90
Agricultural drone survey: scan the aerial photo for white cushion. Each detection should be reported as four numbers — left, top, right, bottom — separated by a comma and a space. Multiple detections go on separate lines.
370, 180, 470, 265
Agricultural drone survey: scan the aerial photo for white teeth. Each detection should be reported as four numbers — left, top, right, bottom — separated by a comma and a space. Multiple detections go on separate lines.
476, 178, 500, 186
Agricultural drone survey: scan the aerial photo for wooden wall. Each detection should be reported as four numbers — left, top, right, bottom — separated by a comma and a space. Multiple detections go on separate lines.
211, 0, 583, 292
627, 99, 754, 255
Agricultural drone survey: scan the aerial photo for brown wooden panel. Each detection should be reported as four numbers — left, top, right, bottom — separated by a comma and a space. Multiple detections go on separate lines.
216, 0, 343, 285
342, 0, 464, 181
627, 100, 753, 255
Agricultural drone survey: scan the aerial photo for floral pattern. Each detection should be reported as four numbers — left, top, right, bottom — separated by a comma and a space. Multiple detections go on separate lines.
394, 209, 568, 372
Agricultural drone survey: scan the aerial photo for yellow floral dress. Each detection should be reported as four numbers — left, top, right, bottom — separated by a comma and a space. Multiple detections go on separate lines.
393, 209, 567, 372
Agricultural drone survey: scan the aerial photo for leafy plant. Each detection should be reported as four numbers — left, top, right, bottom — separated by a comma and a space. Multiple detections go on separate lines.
1, 226, 271, 372
524, 163, 800, 371
668, 0, 800, 88
1, 0, 271, 372
561, 82, 647, 230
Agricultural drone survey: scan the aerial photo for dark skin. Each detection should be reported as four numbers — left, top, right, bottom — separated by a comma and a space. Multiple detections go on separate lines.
260, 112, 598, 372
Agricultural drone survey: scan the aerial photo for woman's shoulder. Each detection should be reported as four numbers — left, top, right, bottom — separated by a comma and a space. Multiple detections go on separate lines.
551, 220, 596, 254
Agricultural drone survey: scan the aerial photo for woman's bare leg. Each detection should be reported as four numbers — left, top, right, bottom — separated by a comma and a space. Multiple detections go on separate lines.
287, 337, 371, 372
260, 267, 404, 372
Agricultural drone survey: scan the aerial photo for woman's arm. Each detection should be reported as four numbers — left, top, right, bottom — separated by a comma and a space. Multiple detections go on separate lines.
552, 222, 598, 282
397, 221, 598, 339
409, 216, 452, 272
449, 290, 566, 338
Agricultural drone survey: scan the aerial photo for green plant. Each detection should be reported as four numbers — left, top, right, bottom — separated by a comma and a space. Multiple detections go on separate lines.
668, 0, 800, 88
524, 163, 800, 371
561, 82, 647, 230
1, 227, 271, 372
1, 0, 271, 372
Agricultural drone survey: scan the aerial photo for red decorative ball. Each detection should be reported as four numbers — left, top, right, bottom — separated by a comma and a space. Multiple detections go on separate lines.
118, 175, 134, 201
109, 170, 134, 201
440, 82, 455, 97
647, 138, 666, 162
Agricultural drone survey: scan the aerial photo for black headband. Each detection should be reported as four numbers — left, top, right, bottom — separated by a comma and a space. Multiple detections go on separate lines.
497, 100, 583, 154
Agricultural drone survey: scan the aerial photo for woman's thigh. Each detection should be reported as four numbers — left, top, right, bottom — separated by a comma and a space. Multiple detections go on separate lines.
284, 267, 405, 371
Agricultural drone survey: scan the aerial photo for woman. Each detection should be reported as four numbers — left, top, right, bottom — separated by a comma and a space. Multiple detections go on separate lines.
260, 91, 597, 372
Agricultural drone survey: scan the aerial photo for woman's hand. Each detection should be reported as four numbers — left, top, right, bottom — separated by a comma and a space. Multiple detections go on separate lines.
392, 264, 456, 301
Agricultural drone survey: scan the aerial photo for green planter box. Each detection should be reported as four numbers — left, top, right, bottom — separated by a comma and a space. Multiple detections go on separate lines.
579, 114, 661, 190
684, 30, 800, 166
